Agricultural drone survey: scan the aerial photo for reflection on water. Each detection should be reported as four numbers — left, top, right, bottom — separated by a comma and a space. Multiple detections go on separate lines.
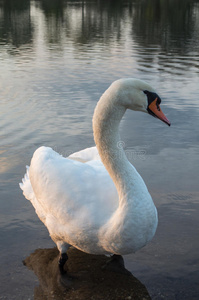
0, 0, 199, 299
0, 0, 32, 48
24, 247, 151, 300
1, 0, 199, 52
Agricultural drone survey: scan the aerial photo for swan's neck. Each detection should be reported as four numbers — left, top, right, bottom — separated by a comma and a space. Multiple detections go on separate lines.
93, 92, 133, 199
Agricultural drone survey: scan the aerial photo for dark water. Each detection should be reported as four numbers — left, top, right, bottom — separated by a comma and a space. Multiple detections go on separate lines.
0, 0, 199, 299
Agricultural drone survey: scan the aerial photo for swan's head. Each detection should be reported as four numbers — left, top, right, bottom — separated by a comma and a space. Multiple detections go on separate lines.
112, 78, 171, 126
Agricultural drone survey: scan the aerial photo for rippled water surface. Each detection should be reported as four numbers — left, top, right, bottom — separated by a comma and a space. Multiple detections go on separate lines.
0, 0, 199, 299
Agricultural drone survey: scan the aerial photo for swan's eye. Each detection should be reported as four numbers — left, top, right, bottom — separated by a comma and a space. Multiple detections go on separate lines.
157, 98, 161, 105
156, 98, 161, 111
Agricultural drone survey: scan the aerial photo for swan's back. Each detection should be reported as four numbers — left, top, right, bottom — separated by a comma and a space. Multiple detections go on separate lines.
68, 146, 100, 162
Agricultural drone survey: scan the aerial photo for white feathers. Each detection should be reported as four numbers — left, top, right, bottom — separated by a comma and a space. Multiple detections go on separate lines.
68, 146, 100, 163
19, 166, 32, 200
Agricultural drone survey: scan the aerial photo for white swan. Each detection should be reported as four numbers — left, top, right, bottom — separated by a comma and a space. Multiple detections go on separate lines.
20, 78, 170, 274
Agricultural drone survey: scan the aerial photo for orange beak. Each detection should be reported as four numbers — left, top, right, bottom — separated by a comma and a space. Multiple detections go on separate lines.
148, 98, 171, 126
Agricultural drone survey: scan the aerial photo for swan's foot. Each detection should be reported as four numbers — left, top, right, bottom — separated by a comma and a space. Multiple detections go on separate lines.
58, 252, 75, 287
103, 254, 131, 276
58, 252, 68, 275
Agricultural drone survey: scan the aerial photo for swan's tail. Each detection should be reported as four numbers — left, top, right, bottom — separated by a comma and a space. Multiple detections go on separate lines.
19, 166, 46, 223
19, 166, 34, 201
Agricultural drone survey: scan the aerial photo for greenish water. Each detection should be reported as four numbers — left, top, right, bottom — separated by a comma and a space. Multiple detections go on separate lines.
0, 0, 199, 299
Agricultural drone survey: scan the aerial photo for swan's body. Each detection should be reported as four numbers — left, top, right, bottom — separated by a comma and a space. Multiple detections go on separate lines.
20, 79, 170, 272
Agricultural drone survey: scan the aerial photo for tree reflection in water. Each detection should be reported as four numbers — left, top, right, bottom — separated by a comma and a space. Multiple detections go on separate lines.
0, 0, 198, 54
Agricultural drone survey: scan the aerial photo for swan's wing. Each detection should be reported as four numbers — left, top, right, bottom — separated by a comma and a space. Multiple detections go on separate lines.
28, 147, 118, 228
68, 146, 100, 163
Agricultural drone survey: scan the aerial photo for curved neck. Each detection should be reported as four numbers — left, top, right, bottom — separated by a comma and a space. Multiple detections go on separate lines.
93, 94, 132, 199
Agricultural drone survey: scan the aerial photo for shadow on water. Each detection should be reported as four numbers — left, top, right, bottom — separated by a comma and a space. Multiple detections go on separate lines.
24, 247, 151, 300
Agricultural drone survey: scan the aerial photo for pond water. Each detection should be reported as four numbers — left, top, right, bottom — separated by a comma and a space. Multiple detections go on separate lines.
0, 0, 199, 299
